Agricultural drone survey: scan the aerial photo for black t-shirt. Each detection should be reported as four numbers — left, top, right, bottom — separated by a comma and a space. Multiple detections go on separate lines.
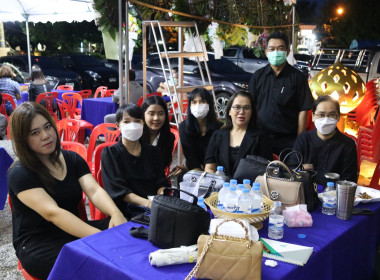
7, 150, 90, 251
248, 63, 313, 136
293, 129, 358, 186
28, 83, 54, 102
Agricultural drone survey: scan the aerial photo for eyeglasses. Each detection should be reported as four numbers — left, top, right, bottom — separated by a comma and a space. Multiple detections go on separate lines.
231, 105, 251, 112
314, 112, 339, 119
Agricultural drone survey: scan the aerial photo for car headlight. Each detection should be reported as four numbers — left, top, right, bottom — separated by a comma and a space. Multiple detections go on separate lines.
233, 82, 248, 89
84, 70, 101, 81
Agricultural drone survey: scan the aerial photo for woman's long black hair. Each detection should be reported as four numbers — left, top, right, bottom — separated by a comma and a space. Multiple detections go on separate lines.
141, 95, 173, 167
184, 87, 221, 134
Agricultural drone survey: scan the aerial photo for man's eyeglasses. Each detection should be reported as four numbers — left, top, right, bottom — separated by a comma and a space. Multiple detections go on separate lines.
231, 105, 251, 112
314, 112, 339, 119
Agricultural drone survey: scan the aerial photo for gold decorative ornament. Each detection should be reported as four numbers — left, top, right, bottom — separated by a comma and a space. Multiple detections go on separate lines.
309, 62, 366, 114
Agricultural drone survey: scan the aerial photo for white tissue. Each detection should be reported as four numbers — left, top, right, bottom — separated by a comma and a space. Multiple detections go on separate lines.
149, 245, 198, 267
265, 259, 278, 267
208, 219, 259, 241
285, 204, 308, 212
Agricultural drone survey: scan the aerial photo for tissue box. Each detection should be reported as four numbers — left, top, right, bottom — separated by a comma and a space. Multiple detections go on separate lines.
283, 205, 313, 227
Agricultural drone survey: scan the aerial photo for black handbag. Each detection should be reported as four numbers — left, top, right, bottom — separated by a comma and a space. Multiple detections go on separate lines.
268, 149, 319, 212
233, 155, 270, 183
148, 188, 211, 249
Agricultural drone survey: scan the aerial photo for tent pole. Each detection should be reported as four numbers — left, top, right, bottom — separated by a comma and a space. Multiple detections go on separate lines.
125, 1, 130, 103
118, 0, 125, 106
25, 15, 32, 76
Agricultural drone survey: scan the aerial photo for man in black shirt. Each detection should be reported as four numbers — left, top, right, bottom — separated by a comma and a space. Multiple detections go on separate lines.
248, 32, 313, 155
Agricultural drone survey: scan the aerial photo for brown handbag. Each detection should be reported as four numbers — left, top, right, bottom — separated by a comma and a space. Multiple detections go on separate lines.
255, 160, 305, 208
185, 219, 263, 280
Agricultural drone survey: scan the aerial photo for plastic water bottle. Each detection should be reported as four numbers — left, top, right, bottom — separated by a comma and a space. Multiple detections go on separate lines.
236, 184, 246, 199
243, 179, 251, 191
224, 186, 238, 213
251, 183, 263, 213
237, 188, 252, 214
268, 201, 284, 240
322, 182, 336, 215
197, 197, 207, 211
215, 166, 225, 176
230, 179, 237, 189
217, 182, 230, 210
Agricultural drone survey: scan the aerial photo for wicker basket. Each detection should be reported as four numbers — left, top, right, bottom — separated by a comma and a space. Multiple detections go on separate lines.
205, 193, 274, 230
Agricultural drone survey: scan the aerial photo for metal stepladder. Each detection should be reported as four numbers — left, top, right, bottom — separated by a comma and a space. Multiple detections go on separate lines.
142, 20, 219, 165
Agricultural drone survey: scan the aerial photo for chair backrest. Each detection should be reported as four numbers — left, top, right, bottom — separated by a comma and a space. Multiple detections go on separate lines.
101, 89, 116, 98
1, 93, 17, 110
93, 142, 115, 179
87, 123, 120, 162
57, 85, 74, 91
56, 119, 80, 142
61, 141, 87, 160
57, 99, 73, 119
137, 92, 162, 107
94, 86, 108, 98
36, 91, 59, 121
78, 89, 92, 99
63, 92, 83, 108
170, 127, 180, 157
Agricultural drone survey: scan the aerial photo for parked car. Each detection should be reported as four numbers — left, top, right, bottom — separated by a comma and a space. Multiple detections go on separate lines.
135, 53, 252, 119
53, 54, 119, 90
294, 53, 313, 76
0, 55, 82, 90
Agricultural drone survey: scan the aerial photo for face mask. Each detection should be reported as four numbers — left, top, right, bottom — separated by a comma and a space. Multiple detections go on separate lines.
314, 117, 338, 135
267, 51, 287, 66
191, 104, 209, 119
121, 122, 143, 141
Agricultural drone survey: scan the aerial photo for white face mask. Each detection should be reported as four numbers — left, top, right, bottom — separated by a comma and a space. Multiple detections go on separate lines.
314, 117, 338, 135
121, 122, 143, 141
191, 104, 209, 119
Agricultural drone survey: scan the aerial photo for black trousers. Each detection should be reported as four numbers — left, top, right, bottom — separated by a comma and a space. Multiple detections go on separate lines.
17, 218, 110, 280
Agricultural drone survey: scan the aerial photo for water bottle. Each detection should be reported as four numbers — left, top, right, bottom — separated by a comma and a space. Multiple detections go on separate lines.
217, 182, 230, 210
243, 179, 251, 191
215, 166, 225, 176
197, 197, 207, 211
230, 179, 237, 189
251, 183, 263, 213
236, 184, 246, 199
268, 201, 284, 240
237, 188, 252, 214
223, 186, 238, 213
322, 182, 336, 215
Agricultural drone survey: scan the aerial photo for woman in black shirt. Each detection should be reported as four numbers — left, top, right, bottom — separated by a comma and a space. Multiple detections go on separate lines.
28, 65, 54, 102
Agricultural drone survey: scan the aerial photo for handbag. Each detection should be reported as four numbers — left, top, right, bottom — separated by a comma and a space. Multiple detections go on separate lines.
181, 170, 229, 200
269, 149, 319, 211
148, 188, 211, 249
255, 160, 305, 208
186, 219, 263, 280
233, 154, 270, 183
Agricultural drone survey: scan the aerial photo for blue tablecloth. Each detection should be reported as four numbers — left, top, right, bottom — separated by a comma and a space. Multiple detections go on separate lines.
0, 147, 13, 210
48, 202, 380, 280
80, 97, 118, 127
18, 90, 76, 105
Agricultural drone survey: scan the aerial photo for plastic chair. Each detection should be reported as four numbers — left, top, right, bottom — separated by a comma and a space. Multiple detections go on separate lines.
78, 89, 92, 99
165, 127, 180, 177
101, 89, 117, 98
61, 141, 87, 161
87, 123, 120, 175
56, 85, 74, 91
367, 160, 380, 190
93, 86, 108, 98
94, 169, 107, 220
0, 93, 17, 119
62, 92, 82, 119
136, 92, 162, 107
56, 119, 80, 142
36, 92, 59, 122
357, 119, 380, 166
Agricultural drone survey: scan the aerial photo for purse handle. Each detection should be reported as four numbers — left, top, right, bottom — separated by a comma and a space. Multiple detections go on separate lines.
266, 160, 294, 180
185, 219, 251, 280
279, 149, 303, 171
163, 187, 199, 205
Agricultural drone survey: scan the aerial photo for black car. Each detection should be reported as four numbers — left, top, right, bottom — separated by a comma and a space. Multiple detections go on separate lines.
53, 54, 119, 90
0, 56, 82, 90
135, 53, 252, 119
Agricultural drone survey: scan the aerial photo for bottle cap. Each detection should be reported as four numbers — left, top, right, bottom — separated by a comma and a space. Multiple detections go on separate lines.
198, 197, 204, 202
252, 182, 260, 188
230, 179, 237, 185
217, 166, 223, 171
243, 179, 251, 185
229, 186, 236, 191
237, 184, 245, 189
274, 201, 282, 207
243, 188, 250, 193
298, 234, 306, 239
327, 182, 334, 187
223, 182, 230, 188
253, 185, 260, 191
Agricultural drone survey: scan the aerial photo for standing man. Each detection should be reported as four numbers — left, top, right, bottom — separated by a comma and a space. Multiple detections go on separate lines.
248, 32, 313, 155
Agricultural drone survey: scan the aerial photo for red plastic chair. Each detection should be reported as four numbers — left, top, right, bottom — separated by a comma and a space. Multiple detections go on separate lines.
93, 86, 108, 98
357, 118, 380, 166
36, 92, 59, 122
94, 169, 107, 220
56, 85, 74, 91
87, 123, 120, 175
0, 93, 17, 119
61, 141, 87, 161
77, 89, 92, 99
56, 119, 81, 142
101, 89, 117, 98
367, 160, 380, 190
165, 127, 180, 177
136, 92, 162, 107
62, 92, 82, 119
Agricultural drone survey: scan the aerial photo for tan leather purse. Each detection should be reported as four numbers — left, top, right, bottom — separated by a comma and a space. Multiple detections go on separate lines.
255, 160, 305, 208
186, 219, 263, 280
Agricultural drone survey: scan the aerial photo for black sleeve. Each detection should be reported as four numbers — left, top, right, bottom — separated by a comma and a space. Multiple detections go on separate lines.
256, 132, 273, 160
151, 146, 171, 190
179, 123, 202, 170
101, 146, 133, 201
296, 74, 313, 112
8, 163, 43, 196
248, 73, 258, 104
340, 140, 358, 183
28, 85, 36, 102
67, 150, 91, 179
204, 131, 219, 165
